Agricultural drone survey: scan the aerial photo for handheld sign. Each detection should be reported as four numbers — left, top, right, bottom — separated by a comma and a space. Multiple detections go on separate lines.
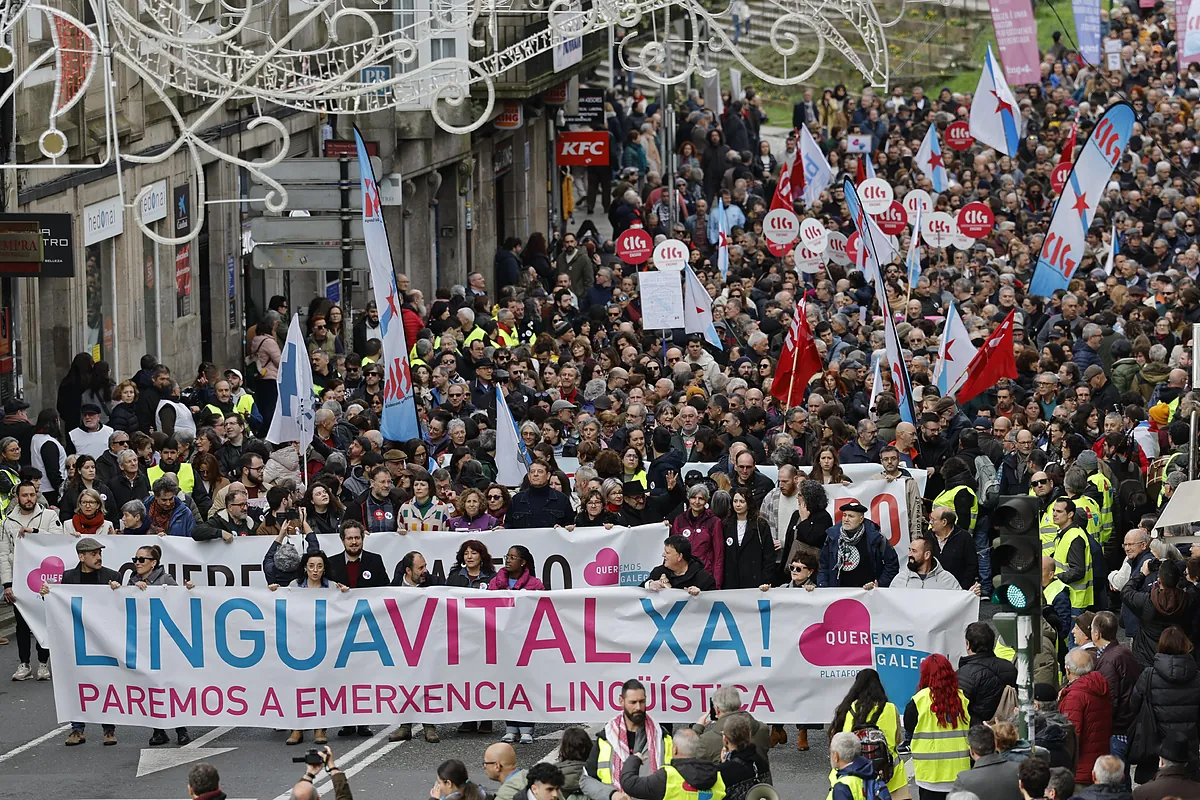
945, 121, 975, 151
652, 238, 688, 271
859, 178, 894, 214
875, 201, 907, 235
902, 189, 932, 225
798, 218, 829, 253
921, 211, 957, 248
957, 202, 994, 238
764, 208, 800, 245
826, 232, 850, 266
615, 227, 653, 264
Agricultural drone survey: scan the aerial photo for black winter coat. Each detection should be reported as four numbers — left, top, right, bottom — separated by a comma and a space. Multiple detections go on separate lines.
1122, 574, 1193, 667
108, 402, 141, 434
1128, 653, 1200, 761
721, 515, 775, 590
957, 650, 1018, 724
506, 486, 573, 528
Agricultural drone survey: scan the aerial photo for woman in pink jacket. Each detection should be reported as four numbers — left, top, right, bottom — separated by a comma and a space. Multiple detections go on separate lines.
250, 311, 283, 431
488, 545, 544, 743
669, 484, 724, 587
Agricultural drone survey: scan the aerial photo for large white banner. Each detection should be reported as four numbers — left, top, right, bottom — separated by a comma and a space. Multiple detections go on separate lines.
45, 585, 975, 726
14, 525, 667, 644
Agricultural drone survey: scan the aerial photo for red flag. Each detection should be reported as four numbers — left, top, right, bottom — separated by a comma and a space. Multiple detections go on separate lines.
855, 154, 867, 186
956, 310, 1019, 404
790, 128, 805, 202
1058, 122, 1078, 166
771, 307, 822, 407
770, 152, 793, 212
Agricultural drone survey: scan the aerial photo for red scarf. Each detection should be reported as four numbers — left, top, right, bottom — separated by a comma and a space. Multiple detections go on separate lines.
72, 511, 105, 536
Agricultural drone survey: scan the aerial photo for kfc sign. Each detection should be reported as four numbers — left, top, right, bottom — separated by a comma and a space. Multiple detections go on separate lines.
556, 132, 609, 166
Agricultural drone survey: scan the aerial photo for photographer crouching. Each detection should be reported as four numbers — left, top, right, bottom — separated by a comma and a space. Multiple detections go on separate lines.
290, 745, 353, 800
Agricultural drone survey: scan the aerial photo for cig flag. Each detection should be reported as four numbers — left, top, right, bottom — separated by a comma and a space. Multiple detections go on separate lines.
1029, 104, 1134, 297
266, 315, 316, 453
356, 129, 420, 441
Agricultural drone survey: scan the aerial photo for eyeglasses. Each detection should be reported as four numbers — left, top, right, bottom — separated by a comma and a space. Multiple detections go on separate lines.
132, 556, 154, 563
790, 565, 807, 573
1031, 479, 1049, 487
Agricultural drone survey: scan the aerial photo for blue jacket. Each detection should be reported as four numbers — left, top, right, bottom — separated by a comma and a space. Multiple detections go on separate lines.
1072, 340, 1104, 371
818, 519, 899, 588
831, 756, 890, 800
494, 247, 522, 288
838, 438, 884, 464
143, 497, 195, 538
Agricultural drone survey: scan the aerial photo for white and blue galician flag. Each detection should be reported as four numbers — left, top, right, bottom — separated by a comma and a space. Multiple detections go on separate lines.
684, 265, 722, 349
356, 128, 420, 441
915, 125, 947, 192
495, 386, 531, 487
970, 44, 1022, 158
843, 176, 897, 292
878, 286, 917, 427
1029, 103, 1134, 297
799, 125, 833, 206
933, 302, 979, 396
713, 198, 730, 279
862, 152, 877, 181
266, 315, 316, 453
906, 206, 923, 288
1106, 220, 1120, 275
868, 354, 883, 420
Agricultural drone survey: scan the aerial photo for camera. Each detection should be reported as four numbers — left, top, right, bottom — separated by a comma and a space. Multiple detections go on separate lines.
1149, 558, 1161, 573
293, 748, 323, 766
280, 509, 301, 521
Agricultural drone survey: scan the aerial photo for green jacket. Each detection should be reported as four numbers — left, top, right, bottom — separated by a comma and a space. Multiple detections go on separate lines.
1111, 358, 1142, 395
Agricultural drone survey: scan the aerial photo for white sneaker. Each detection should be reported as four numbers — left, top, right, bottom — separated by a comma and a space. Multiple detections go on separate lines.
12, 663, 31, 681
520, 733, 534, 744
35, 663, 50, 681
500, 732, 517, 744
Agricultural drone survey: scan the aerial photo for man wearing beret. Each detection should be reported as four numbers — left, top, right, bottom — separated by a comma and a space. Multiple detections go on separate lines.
817, 502, 899, 589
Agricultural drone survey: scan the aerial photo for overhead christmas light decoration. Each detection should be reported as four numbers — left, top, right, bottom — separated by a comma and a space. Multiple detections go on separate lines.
0, 0, 947, 243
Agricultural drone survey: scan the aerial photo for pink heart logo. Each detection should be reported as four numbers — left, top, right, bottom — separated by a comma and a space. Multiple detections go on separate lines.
584, 547, 621, 586
27, 556, 65, 593
798, 598, 873, 666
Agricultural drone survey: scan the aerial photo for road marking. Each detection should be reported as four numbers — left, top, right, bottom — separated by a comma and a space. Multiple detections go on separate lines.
269, 725, 398, 800
0, 724, 71, 764
136, 726, 240, 777
318, 739, 407, 796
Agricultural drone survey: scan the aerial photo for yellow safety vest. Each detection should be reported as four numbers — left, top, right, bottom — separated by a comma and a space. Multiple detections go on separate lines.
1044, 578, 1067, 605
910, 687, 971, 785
1167, 395, 1181, 422
1159, 451, 1183, 506
1087, 473, 1114, 543
1039, 504, 1058, 557
995, 644, 1016, 662
825, 773, 867, 800
234, 393, 256, 420
835, 701, 906, 795
147, 462, 196, 494
665, 765, 725, 800
0, 465, 18, 515
595, 733, 674, 785
1071, 495, 1102, 540
1053, 525, 1093, 609
933, 486, 979, 531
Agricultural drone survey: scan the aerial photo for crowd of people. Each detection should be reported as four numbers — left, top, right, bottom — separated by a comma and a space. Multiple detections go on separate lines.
6, 0, 1200, 795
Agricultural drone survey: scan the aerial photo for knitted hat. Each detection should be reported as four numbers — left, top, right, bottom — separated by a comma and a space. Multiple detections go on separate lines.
1149, 402, 1171, 426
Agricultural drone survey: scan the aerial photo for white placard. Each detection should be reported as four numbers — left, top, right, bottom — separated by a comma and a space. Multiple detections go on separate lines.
796, 244, 826, 273
902, 189, 932, 224
798, 218, 829, 253
764, 209, 800, 245
638, 269, 685, 329
921, 211, 957, 248
858, 178, 894, 214
826, 231, 850, 266
652, 238, 688, 271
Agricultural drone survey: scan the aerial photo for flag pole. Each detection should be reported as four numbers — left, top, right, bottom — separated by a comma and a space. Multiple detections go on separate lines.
787, 339, 801, 408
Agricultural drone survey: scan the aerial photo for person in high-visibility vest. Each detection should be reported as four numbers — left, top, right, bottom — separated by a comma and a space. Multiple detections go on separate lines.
1062, 467, 1102, 541
1051, 498, 1093, 617
1042, 555, 1072, 646
0, 437, 22, 518
589, 679, 674, 791
1030, 471, 1061, 558
147, 437, 195, 494
827, 731, 886, 800
1075, 451, 1113, 544
611, 728, 717, 800
932, 458, 979, 532
904, 653, 971, 800
1156, 421, 1191, 507
830, 668, 907, 798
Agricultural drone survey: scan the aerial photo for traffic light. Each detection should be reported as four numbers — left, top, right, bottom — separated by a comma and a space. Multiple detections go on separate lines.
991, 495, 1043, 615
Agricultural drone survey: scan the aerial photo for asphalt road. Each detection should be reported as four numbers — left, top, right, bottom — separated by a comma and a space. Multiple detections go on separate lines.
0, 643, 848, 800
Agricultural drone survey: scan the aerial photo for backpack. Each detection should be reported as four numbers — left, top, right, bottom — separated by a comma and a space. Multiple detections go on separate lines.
852, 725, 895, 783
862, 777, 892, 800
975, 455, 1000, 509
